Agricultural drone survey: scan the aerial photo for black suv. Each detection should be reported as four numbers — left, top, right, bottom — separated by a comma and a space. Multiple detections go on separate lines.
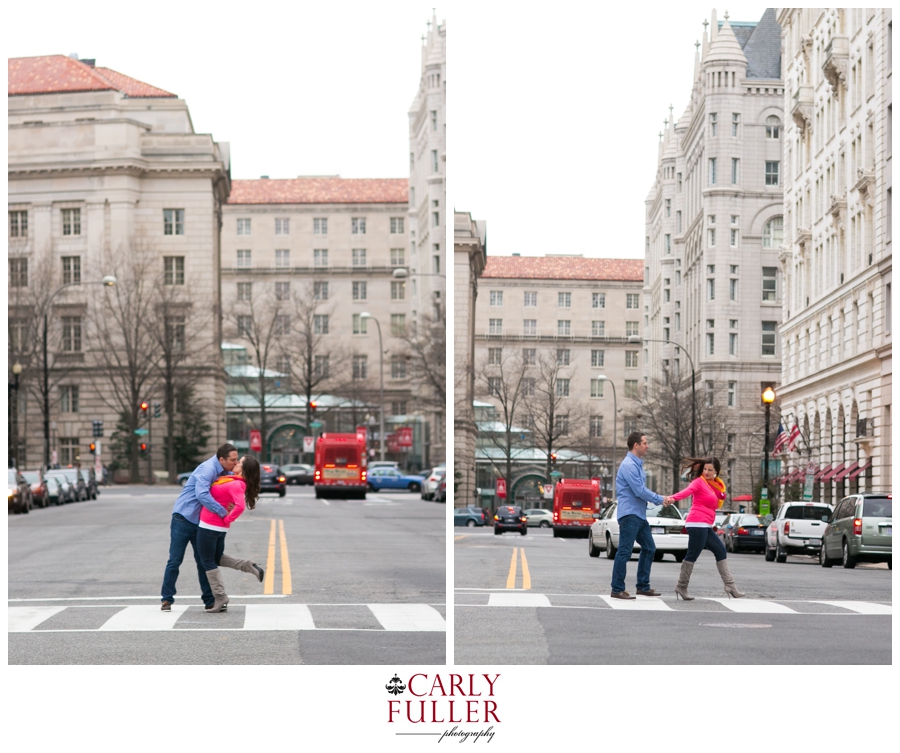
494, 505, 528, 536
259, 464, 287, 497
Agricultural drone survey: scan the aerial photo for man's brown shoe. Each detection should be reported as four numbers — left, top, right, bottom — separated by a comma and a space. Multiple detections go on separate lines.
609, 591, 636, 600
160, 601, 172, 611
636, 589, 661, 596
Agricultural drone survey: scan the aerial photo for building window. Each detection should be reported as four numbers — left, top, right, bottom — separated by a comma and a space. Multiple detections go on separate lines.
765, 161, 780, 186
390, 248, 405, 267
762, 217, 783, 248
765, 115, 781, 139
352, 355, 368, 380
762, 267, 777, 302
677, 172, 682, 191
352, 281, 367, 301
60, 385, 79, 414
488, 377, 502, 396
590, 416, 604, 437
275, 355, 290, 374
431, 110, 438, 130
709, 112, 717, 136
490, 291, 503, 306
237, 282, 252, 301
236, 218, 251, 236
275, 218, 290, 235
556, 380, 570, 398
489, 318, 503, 336
625, 351, 639, 368
730, 229, 739, 247
237, 315, 253, 337
163, 256, 183, 286
729, 333, 738, 355
9, 258, 28, 287
591, 349, 605, 368
727, 381, 736, 407
274, 315, 290, 337
391, 314, 406, 336
313, 218, 328, 235
433, 253, 441, 275
391, 357, 407, 379
431, 150, 439, 172
592, 293, 606, 308
761, 321, 777, 356
352, 248, 367, 267
626, 293, 640, 309
729, 278, 737, 301
275, 249, 290, 268
62, 316, 82, 352
558, 292, 571, 308
707, 279, 715, 301
709, 158, 717, 185
706, 381, 715, 407
522, 348, 536, 365
524, 291, 537, 307
314, 249, 328, 267
59, 437, 80, 467
590, 378, 605, 398
9, 210, 28, 238
166, 315, 185, 351
61, 255, 82, 285
558, 320, 571, 336
557, 349, 570, 366
390, 217, 405, 234
523, 319, 536, 336
731, 158, 739, 184
665, 234, 672, 254
591, 321, 605, 338
237, 249, 251, 268
313, 281, 328, 301
62, 208, 81, 236
433, 211, 440, 227
665, 198, 671, 217
706, 333, 715, 355
352, 314, 367, 335
625, 321, 639, 337
522, 378, 536, 397
554, 415, 569, 435
314, 355, 329, 378
313, 315, 329, 334
391, 280, 406, 300
676, 211, 682, 233
732, 112, 740, 137
708, 228, 716, 246
351, 218, 366, 235
488, 347, 502, 365
624, 380, 639, 399
664, 288, 671, 303
275, 282, 290, 301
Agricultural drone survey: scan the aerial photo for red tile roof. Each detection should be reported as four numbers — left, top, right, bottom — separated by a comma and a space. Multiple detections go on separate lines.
8, 55, 176, 98
482, 256, 644, 281
228, 178, 409, 205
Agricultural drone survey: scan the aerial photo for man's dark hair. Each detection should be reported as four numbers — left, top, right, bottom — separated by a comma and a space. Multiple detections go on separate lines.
626, 432, 646, 451
216, 443, 238, 461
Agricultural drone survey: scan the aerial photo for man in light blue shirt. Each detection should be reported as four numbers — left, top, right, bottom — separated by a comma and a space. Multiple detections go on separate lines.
610, 432, 673, 599
160, 443, 238, 611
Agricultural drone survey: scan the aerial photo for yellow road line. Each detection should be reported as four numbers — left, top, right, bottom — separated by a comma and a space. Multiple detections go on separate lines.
505, 548, 518, 589
278, 519, 292, 595
454, 535, 469, 541
263, 519, 277, 595
520, 548, 531, 590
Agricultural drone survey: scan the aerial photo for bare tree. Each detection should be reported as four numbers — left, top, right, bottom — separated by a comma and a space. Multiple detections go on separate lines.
396, 310, 446, 410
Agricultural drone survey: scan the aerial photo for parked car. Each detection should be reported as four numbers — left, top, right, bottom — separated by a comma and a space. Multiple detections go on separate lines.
366, 467, 426, 493
45, 475, 67, 506
713, 510, 738, 531
21, 470, 49, 508
589, 502, 688, 561
524, 508, 553, 528
765, 501, 833, 562
368, 461, 400, 470
494, 504, 528, 536
259, 464, 287, 497
421, 465, 446, 500
281, 463, 314, 485
717, 513, 767, 553
44, 470, 83, 503
454, 507, 486, 527
178, 471, 192, 486
8, 469, 33, 514
436, 472, 446, 503
80, 468, 99, 499
820, 493, 892, 569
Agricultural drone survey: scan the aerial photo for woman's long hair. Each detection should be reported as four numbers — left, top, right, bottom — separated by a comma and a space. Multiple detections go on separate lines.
680, 456, 721, 479
240, 457, 261, 510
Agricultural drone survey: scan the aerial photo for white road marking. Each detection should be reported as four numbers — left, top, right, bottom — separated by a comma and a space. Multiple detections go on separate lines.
368, 604, 446, 631
8, 606, 67, 632
8, 595, 287, 602
599, 595, 673, 610
488, 593, 552, 607
98, 605, 190, 630
813, 600, 892, 615
243, 604, 316, 630
703, 598, 798, 614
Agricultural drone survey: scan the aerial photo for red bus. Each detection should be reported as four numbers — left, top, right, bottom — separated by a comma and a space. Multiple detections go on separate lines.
314, 432, 367, 499
552, 478, 601, 538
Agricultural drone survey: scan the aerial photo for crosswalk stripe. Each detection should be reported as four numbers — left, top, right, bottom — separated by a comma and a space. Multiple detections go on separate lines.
599, 595, 672, 610
488, 593, 551, 607
98, 605, 190, 630
8, 606, 67, 632
367, 604, 446, 631
243, 604, 315, 630
704, 598, 799, 614
813, 600, 892, 615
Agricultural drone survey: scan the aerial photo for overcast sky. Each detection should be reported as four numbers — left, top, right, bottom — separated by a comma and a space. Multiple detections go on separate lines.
452, 3, 770, 259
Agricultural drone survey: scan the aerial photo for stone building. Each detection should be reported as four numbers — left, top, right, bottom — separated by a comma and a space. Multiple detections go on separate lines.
8, 54, 230, 475
453, 211, 487, 505
775, 8, 892, 499
643, 10, 785, 502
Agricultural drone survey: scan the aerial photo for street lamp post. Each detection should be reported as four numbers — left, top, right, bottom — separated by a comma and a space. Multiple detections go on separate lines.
597, 374, 618, 495
629, 335, 696, 457
9, 362, 23, 468
41, 276, 116, 468
762, 386, 776, 491
360, 312, 385, 461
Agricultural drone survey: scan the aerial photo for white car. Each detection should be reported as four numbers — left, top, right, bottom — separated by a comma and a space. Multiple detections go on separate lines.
524, 508, 553, 528
588, 502, 688, 562
421, 465, 446, 500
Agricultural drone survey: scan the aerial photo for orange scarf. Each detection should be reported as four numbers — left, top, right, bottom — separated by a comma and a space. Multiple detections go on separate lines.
705, 476, 726, 507
212, 475, 242, 486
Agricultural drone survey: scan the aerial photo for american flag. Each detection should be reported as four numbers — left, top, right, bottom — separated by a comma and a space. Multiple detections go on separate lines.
787, 423, 801, 452
772, 423, 787, 454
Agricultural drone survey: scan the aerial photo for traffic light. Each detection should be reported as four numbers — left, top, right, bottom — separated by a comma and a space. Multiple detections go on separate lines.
89, 442, 96, 455
153, 402, 161, 419
140, 442, 148, 457
309, 401, 317, 415
92, 419, 103, 438
140, 401, 149, 414
550, 453, 558, 467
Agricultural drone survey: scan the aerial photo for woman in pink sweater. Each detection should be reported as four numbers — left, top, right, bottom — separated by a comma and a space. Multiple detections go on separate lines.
669, 457, 744, 601
197, 456, 262, 613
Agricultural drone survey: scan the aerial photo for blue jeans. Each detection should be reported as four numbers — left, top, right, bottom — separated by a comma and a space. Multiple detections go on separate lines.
161, 513, 213, 607
685, 527, 727, 563
196, 528, 227, 572
611, 515, 656, 593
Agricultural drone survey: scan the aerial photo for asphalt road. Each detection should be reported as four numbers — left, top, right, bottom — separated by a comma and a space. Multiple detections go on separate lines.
454, 526, 892, 664
9, 483, 446, 664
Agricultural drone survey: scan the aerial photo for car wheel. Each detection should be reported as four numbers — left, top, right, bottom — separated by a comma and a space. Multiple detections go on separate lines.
278, 488, 286, 498
180, 478, 188, 487
494, 527, 501, 535
841, 540, 857, 569
888, 560, 892, 570
540, 520, 550, 528
605, 534, 617, 560
819, 545, 833, 568
408, 482, 421, 492
674, 552, 685, 563
520, 528, 527, 535
765, 546, 776, 562
775, 545, 787, 563
653, 551, 663, 562
725, 537, 732, 553
732, 541, 740, 554
588, 532, 602, 558
463, 519, 475, 527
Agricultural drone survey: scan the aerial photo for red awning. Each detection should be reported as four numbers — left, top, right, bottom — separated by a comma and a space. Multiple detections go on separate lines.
848, 460, 872, 479
822, 463, 845, 481
833, 461, 859, 481
733, 494, 753, 501
790, 468, 808, 483
814, 464, 834, 481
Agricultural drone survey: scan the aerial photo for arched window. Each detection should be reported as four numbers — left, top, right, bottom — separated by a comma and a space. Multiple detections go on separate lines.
766, 115, 781, 139
762, 216, 784, 248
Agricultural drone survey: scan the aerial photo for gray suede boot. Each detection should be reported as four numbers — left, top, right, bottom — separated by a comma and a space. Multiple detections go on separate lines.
716, 559, 745, 598
205, 569, 230, 612
674, 561, 695, 601
219, 553, 265, 583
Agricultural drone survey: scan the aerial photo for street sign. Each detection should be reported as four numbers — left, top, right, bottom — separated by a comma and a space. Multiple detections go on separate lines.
249, 430, 262, 453
134, 428, 149, 436
496, 478, 507, 499
303, 436, 315, 453
310, 421, 323, 429
759, 487, 770, 516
